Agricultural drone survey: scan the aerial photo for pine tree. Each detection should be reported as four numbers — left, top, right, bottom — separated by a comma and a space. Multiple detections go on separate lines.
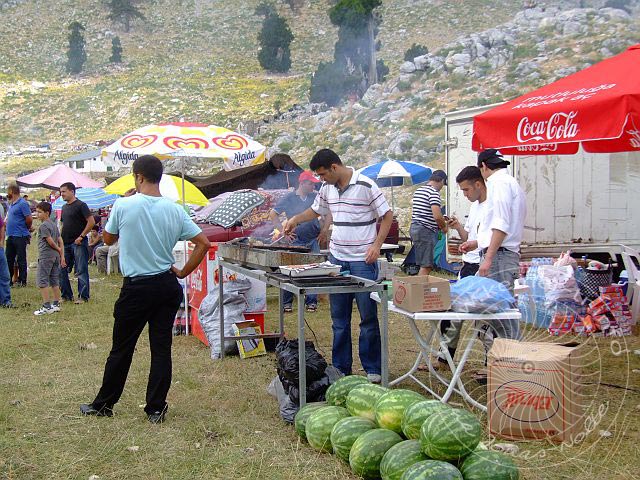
66, 21, 87, 74
256, 6, 294, 73
110, 36, 123, 63
104, 0, 146, 33
310, 0, 387, 106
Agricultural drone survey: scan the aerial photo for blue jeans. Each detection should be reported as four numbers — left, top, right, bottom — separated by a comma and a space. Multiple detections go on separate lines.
329, 255, 380, 376
283, 238, 319, 308
0, 247, 11, 305
60, 239, 90, 301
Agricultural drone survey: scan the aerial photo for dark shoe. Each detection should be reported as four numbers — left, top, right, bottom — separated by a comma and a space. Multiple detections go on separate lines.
283, 305, 293, 313
74, 298, 88, 305
305, 304, 317, 312
147, 407, 167, 424
1, 303, 18, 309
80, 403, 113, 417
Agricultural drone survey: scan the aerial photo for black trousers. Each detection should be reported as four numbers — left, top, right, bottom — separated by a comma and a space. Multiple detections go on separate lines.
92, 271, 183, 414
5, 235, 29, 285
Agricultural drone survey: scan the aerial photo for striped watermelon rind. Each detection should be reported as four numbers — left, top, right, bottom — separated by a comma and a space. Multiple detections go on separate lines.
294, 402, 327, 439
374, 389, 426, 434
400, 459, 463, 480
325, 375, 370, 407
346, 383, 389, 422
420, 408, 482, 461
305, 406, 349, 453
401, 400, 451, 440
380, 439, 429, 480
459, 451, 520, 480
330, 416, 377, 461
349, 428, 403, 479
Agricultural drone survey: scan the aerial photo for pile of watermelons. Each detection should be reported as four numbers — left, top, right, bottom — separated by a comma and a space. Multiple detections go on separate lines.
294, 375, 519, 480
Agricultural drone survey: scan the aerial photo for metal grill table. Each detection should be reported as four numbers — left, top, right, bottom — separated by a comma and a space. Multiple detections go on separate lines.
217, 258, 390, 406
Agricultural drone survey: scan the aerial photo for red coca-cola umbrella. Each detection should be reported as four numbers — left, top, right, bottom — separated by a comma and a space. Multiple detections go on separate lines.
472, 44, 640, 155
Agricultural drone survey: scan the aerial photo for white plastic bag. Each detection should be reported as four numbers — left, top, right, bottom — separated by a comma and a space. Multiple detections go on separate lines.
539, 265, 581, 307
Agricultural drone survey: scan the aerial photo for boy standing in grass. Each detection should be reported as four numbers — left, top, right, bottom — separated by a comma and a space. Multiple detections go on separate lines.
34, 201, 65, 316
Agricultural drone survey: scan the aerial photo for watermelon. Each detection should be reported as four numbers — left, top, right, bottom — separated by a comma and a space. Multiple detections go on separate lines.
420, 409, 481, 462
401, 400, 451, 440
459, 451, 520, 480
349, 428, 403, 479
305, 406, 349, 452
330, 416, 377, 461
380, 439, 429, 480
374, 389, 425, 434
400, 460, 463, 480
294, 402, 327, 440
326, 375, 370, 407
346, 383, 389, 422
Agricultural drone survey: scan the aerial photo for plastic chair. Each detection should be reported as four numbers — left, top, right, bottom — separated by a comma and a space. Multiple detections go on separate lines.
106, 244, 120, 275
621, 252, 640, 325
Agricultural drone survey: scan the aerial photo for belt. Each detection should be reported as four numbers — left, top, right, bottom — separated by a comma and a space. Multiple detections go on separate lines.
124, 270, 174, 284
480, 247, 519, 255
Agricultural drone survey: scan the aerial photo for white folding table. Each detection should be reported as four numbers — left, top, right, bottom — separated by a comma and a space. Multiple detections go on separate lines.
371, 292, 521, 411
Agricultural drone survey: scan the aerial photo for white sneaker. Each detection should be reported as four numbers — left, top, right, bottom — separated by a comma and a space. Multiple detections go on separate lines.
367, 374, 382, 384
50, 304, 61, 312
34, 306, 54, 316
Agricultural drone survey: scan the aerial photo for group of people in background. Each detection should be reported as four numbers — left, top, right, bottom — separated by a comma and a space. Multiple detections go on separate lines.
410, 148, 526, 383
0, 182, 97, 312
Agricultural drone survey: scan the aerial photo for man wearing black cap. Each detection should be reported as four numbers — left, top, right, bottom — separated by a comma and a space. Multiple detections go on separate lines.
476, 148, 526, 336
410, 170, 448, 276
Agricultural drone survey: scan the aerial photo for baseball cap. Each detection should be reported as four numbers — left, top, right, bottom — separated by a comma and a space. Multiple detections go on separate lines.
478, 148, 510, 166
430, 169, 448, 185
299, 170, 320, 183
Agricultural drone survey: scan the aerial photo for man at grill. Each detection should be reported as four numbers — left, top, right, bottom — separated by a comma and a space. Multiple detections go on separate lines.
283, 149, 393, 383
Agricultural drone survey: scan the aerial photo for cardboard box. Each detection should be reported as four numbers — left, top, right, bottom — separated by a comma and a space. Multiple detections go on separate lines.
488, 339, 583, 443
232, 320, 266, 359
392, 275, 451, 312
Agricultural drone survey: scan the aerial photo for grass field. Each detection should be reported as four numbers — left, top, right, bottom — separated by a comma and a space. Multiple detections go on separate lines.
1, 242, 639, 479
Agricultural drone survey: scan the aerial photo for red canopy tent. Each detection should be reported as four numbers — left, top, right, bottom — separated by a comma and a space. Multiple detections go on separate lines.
472, 44, 640, 155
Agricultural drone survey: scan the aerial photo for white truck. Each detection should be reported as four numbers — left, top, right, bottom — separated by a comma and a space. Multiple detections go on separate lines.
444, 104, 640, 263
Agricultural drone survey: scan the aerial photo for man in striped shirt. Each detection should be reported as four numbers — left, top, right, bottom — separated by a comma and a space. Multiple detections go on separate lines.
283, 149, 393, 383
410, 170, 448, 276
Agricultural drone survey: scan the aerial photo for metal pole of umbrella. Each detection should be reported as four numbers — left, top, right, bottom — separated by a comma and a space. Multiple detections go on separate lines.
181, 156, 190, 336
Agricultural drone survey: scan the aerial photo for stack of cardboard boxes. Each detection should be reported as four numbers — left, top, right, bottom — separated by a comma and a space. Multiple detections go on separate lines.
570, 285, 633, 337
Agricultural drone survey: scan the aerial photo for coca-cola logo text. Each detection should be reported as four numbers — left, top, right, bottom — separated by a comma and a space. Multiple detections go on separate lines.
517, 112, 579, 144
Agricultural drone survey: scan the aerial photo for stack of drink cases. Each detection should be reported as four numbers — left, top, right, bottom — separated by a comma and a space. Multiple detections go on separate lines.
517, 258, 633, 336
518, 257, 565, 328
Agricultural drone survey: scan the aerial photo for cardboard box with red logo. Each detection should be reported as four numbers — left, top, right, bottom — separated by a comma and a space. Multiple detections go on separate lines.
392, 275, 451, 312
488, 339, 584, 443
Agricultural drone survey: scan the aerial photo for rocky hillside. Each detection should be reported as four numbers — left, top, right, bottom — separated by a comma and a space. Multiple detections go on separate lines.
1, 0, 639, 188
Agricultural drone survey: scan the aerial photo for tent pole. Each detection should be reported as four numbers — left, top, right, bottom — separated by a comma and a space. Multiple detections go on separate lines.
181, 157, 190, 337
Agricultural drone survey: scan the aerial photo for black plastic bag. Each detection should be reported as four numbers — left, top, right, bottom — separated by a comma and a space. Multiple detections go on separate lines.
276, 338, 327, 384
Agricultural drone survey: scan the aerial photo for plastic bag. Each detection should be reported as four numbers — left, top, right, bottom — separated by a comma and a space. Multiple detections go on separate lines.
198, 277, 252, 359
451, 276, 515, 313
272, 338, 334, 422
539, 265, 582, 307
276, 339, 328, 384
554, 251, 577, 269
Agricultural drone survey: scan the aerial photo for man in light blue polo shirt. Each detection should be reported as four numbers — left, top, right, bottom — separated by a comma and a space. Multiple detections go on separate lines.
5, 184, 32, 287
80, 155, 209, 424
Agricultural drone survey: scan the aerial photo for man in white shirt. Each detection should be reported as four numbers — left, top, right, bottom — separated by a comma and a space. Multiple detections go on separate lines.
283, 149, 393, 383
476, 148, 526, 347
434, 166, 487, 368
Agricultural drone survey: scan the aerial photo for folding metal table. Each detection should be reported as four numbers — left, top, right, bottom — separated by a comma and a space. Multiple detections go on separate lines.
371, 292, 521, 411
218, 258, 390, 406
